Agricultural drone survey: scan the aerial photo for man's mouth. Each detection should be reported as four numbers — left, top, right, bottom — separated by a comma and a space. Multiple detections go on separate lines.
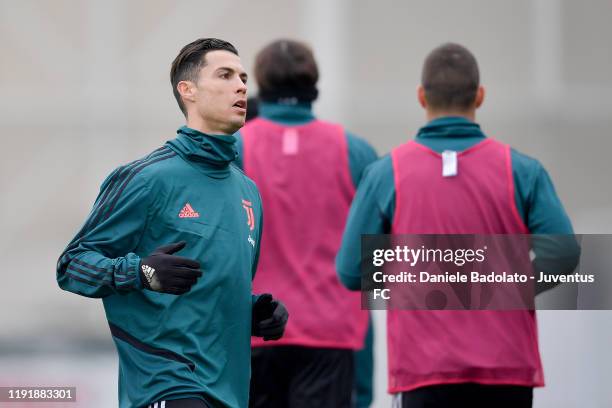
233, 100, 247, 110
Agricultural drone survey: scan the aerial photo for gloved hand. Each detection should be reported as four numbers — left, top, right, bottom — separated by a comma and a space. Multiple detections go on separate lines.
252, 294, 289, 341
139, 241, 202, 295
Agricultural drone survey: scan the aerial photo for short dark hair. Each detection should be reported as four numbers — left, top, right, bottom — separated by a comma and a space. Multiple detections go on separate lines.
170, 38, 239, 116
255, 39, 319, 103
421, 43, 480, 111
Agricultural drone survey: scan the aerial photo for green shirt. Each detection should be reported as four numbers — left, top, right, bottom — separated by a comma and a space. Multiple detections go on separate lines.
58, 127, 263, 408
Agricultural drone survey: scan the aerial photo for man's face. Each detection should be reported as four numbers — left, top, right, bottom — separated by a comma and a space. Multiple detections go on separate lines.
191, 50, 248, 134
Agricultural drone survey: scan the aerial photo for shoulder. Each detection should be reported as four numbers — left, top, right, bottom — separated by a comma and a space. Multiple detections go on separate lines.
510, 147, 545, 180
346, 131, 377, 159
110, 145, 179, 191
356, 154, 395, 202
510, 147, 543, 169
345, 131, 375, 152
364, 154, 394, 182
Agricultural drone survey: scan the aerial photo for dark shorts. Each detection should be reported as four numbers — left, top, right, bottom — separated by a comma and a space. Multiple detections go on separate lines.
250, 346, 354, 408
394, 383, 533, 408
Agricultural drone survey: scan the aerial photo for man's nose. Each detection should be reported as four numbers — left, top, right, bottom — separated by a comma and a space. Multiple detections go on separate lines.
236, 79, 247, 94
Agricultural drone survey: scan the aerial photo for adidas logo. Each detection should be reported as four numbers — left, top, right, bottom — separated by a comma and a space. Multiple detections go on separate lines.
141, 264, 156, 284
179, 203, 200, 218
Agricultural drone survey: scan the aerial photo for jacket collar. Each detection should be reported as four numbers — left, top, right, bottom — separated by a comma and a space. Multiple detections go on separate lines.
259, 101, 315, 125
417, 116, 485, 140
167, 126, 237, 178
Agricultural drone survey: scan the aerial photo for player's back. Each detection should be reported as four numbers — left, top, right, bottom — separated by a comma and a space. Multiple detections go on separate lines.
241, 117, 368, 349
387, 136, 543, 393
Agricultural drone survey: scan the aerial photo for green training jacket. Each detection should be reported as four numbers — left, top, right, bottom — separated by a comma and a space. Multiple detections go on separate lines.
57, 126, 263, 408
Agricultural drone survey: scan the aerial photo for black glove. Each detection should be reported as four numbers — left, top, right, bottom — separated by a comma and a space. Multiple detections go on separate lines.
139, 241, 202, 295
251, 293, 289, 341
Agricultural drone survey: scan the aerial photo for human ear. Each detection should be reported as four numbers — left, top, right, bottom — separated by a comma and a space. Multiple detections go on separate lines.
177, 81, 196, 104
475, 85, 485, 109
417, 85, 427, 109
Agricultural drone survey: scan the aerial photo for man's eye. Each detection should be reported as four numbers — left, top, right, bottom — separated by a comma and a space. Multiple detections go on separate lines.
220, 73, 229, 79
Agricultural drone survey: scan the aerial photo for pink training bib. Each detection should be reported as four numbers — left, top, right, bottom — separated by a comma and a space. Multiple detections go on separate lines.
388, 139, 544, 393
242, 118, 368, 349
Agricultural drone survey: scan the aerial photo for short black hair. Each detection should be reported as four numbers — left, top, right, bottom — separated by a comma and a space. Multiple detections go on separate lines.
255, 39, 319, 103
421, 43, 480, 111
170, 38, 239, 116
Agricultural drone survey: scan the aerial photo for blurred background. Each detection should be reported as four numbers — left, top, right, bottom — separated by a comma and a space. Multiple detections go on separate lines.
1, 0, 611, 406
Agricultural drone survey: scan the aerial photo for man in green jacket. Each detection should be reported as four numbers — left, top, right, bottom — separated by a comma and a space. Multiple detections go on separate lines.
57, 38, 288, 408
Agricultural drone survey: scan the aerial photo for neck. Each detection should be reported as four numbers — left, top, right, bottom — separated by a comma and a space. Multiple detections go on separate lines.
426, 109, 476, 122
185, 115, 234, 136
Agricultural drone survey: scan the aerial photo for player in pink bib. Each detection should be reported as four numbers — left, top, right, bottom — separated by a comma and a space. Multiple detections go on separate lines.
236, 40, 377, 408
337, 43, 577, 408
